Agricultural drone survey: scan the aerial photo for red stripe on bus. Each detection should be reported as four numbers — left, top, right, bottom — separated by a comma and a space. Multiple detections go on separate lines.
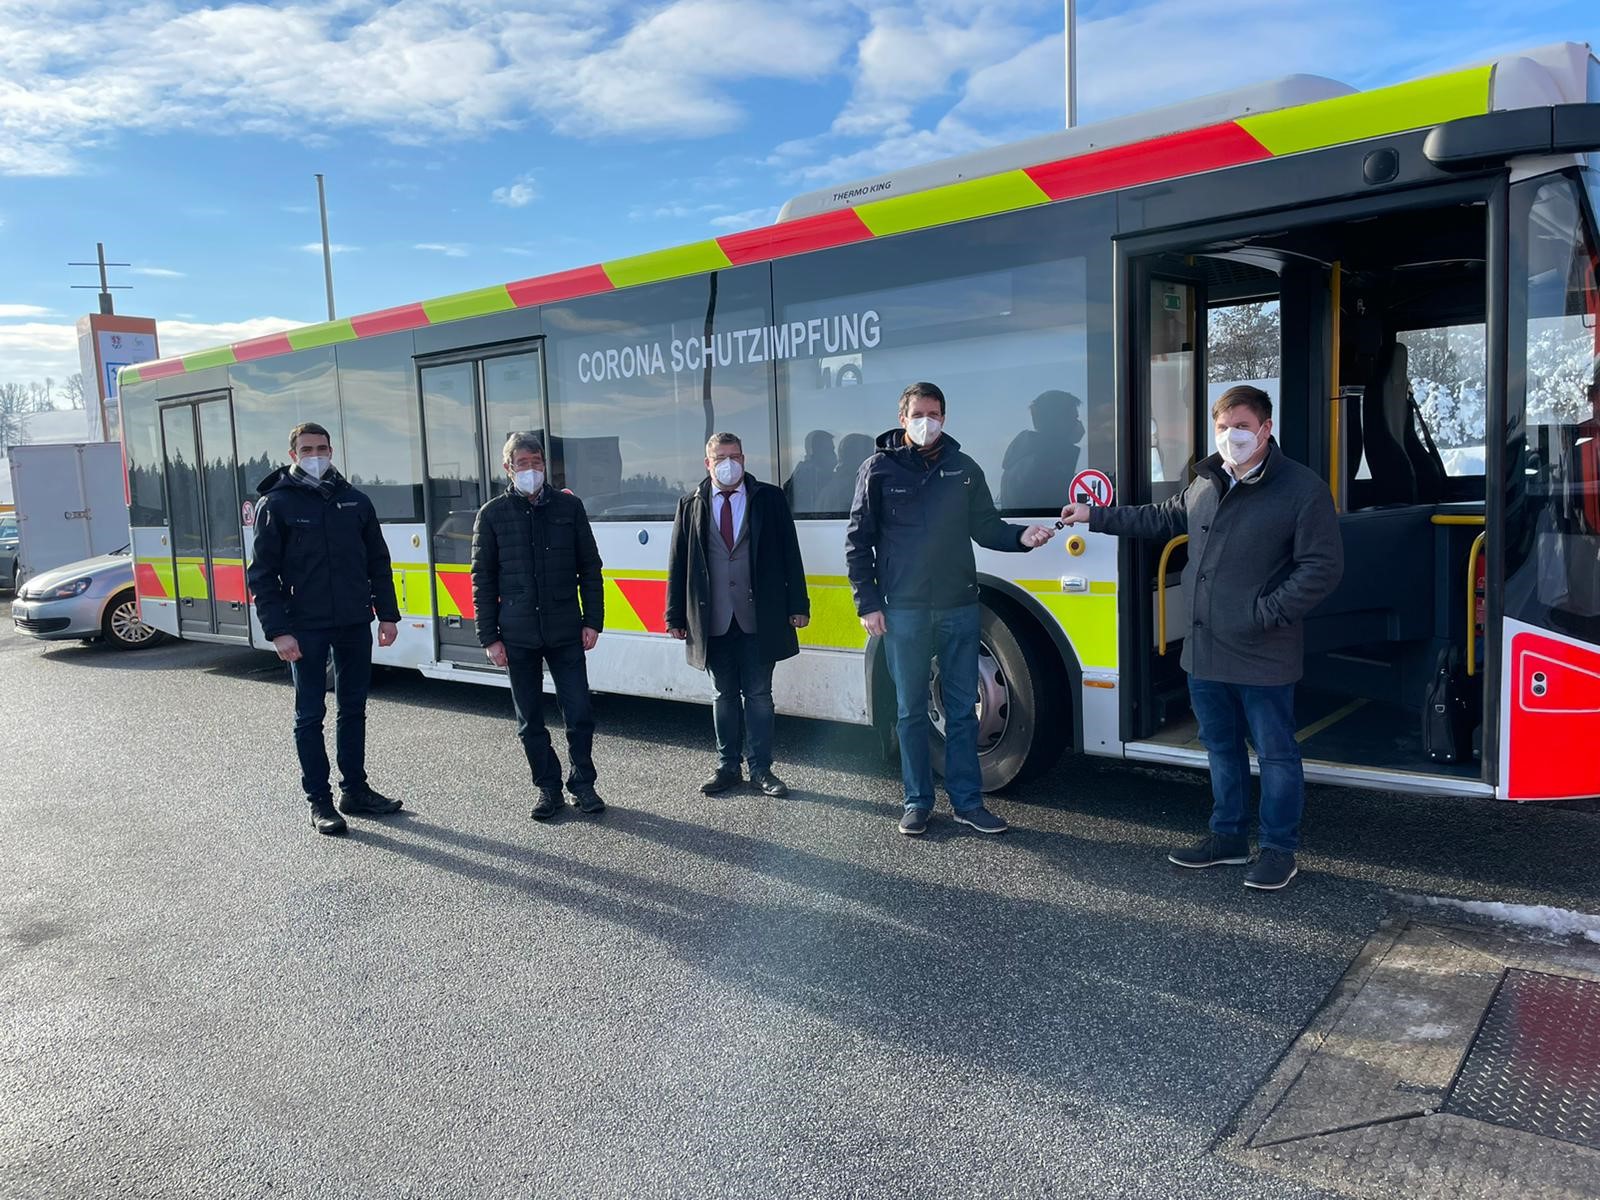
719, 209, 874, 265
139, 358, 189, 380
134, 562, 168, 599
1025, 122, 1272, 202
613, 577, 669, 634
438, 570, 476, 619
352, 303, 430, 338
232, 333, 296, 362
507, 265, 615, 308
210, 563, 248, 605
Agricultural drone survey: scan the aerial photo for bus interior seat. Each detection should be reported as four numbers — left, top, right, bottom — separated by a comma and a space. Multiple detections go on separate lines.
1305, 506, 1434, 651
1356, 339, 1417, 506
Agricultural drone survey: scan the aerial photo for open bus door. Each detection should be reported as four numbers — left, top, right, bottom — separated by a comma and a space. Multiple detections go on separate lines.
1122, 259, 1211, 743
1498, 171, 1600, 800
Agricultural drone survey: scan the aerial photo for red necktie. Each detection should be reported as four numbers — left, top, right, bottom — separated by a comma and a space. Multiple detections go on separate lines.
719, 492, 735, 550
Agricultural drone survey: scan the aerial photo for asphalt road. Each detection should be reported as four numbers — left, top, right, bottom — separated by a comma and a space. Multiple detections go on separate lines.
3, 608, 1598, 1199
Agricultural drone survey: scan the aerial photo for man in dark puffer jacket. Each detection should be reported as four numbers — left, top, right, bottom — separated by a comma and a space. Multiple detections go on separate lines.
471, 432, 606, 820
248, 420, 402, 837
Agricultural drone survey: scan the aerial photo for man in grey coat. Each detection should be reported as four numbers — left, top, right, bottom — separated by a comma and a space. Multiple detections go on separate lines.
1062, 386, 1342, 889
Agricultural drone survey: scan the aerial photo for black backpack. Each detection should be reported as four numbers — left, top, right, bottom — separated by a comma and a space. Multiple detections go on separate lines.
1422, 646, 1477, 764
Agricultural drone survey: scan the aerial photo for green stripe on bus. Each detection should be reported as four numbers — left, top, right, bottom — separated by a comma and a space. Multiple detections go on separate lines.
421, 285, 516, 325
1237, 64, 1492, 157
603, 241, 733, 290
286, 319, 358, 351
855, 170, 1051, 238
122, 367, 142, 385
182, 346, 237, 372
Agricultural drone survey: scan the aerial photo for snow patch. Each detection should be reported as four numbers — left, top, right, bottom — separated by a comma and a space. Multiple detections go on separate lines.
1420, 896, 1600, 943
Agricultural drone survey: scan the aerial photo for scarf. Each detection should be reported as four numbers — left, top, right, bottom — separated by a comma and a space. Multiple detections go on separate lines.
290, 463, 345, 502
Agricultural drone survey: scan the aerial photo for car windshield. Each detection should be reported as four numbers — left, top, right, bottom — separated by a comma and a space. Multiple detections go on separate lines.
0, 517, 16, 537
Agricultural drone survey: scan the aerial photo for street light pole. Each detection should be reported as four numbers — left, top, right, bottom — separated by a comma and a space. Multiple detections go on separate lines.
1064, 0, 1077, 128
315, 173, 336, 321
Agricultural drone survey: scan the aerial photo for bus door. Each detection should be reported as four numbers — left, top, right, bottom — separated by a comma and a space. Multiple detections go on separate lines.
419, 343, 548, 666
158, 393, 249, 642
1124, 260, 1210, 742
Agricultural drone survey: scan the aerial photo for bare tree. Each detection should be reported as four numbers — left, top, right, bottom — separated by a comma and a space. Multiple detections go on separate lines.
58, 373, 88, 410
1207, 302, 1281, 383
0, 382, 30, 450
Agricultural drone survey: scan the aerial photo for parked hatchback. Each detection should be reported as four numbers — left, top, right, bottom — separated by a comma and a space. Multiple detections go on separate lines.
0, 513, 17, 591
10, 547, 160, 650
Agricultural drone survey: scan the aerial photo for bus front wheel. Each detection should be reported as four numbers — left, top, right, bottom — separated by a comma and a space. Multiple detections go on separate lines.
928, 603, 1064, 793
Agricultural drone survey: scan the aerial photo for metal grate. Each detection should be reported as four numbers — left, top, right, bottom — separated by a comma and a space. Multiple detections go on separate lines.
1445, 969, 1600, 1152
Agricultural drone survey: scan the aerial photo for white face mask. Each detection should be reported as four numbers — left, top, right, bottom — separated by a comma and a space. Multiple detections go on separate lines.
1215, 427, 1260, 466
297, 455, 330, 480
712, 457, 744, 488
905, 415, 943, 447
513, 468, 544, 495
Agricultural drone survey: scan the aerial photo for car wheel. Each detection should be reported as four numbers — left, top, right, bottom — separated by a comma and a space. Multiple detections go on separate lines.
102, 589, 161, 650
928, 602, 1065, 793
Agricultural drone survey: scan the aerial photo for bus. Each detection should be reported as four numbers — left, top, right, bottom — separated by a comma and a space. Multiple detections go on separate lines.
120, 41, 1600, 803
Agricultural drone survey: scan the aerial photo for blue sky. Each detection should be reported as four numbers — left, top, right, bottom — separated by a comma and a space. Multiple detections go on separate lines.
1, 0, 1596, 396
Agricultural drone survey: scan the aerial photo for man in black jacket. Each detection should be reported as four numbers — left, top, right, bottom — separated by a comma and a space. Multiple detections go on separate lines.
666, 432, 810, 798
1061, 386, 1343, 889
247, 421, 402, 836
472, 432, 606, 821
846, 382, 1055, 837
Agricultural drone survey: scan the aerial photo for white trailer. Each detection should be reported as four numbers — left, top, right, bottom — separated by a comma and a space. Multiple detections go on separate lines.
7, 442, 130, 586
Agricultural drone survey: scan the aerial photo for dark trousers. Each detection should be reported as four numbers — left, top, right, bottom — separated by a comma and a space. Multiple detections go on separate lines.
506, 640, 597, 792
1187, 677, 1305, 852
705, 621, 775, 776
289, 622, 373, 800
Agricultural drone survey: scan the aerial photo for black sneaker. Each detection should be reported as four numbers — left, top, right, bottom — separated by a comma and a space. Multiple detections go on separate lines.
309, 794, 347, 836
898, 808, 929, 836
953, 806, 1009, 835
531, 788, 564, 821
1168, 833, 1250, 869
750, 769, 789, 798
1244, 849, 1299, 891
570, 784, 606, 815
701, 767, 743, 795
338, 786, 402, 816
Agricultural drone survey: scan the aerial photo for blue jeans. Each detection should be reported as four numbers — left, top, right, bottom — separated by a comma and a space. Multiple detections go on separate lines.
290, 622, 374, 800
1187, 677, 1305, 853
705, 624, 775, 776
882, 604, 983, 814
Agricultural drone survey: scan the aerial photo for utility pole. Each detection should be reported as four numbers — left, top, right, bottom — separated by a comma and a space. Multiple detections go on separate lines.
1064, 0, 1077, 128
67, 243, 132, 315
315, 173, 336, 321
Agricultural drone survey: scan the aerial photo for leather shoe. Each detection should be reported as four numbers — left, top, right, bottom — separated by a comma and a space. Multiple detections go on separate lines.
750, 769, 789, 798
338, 787, 402, 816
701, 767, 743, 795
570, 784, 606, 815
309, 794, 347, 836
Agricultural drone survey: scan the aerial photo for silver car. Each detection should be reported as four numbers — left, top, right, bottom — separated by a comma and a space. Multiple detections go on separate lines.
9, 546, 161, 650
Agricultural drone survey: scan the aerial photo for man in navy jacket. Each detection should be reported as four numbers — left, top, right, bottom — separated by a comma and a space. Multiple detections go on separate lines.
846, 382, 1054, 837
247, 421, 401, 836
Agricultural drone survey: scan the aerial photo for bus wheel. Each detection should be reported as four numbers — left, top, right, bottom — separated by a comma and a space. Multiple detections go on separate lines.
102, 590, 161, 650
929, 603, 1063, 793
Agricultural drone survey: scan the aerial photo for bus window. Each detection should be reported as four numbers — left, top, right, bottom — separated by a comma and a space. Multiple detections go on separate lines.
772, 198, 1112, 517
230, 349, 339, 503
1149, 281, 1197, 499
336, 333, 423, 521
123, 382, 167, 527
544, 266, 774, 518
1507, 177, 1600, 640
1206, 300, 1282, 460
1397, 323, 1487, 477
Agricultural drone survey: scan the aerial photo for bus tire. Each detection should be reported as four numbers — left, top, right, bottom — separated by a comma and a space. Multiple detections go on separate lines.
929, 601, 1064, 793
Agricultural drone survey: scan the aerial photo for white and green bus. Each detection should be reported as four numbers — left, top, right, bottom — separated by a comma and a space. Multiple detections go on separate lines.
122, 41, 1600, 802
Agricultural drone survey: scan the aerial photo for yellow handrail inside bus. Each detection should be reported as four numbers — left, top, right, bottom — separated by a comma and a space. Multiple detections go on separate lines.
1156, 534, 1189, 655
1430, 513, 1486, 526
1329, 261, 1342, 513
1466, 530, 1487, 677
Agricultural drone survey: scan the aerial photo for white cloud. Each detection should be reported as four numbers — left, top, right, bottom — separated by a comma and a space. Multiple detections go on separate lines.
415, 242, 469, 256
492, 174, 539, 208
299, 242, 358, 254
0, 304, 55, 318
130, 267, 184, 278
708, 206, 779, 230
